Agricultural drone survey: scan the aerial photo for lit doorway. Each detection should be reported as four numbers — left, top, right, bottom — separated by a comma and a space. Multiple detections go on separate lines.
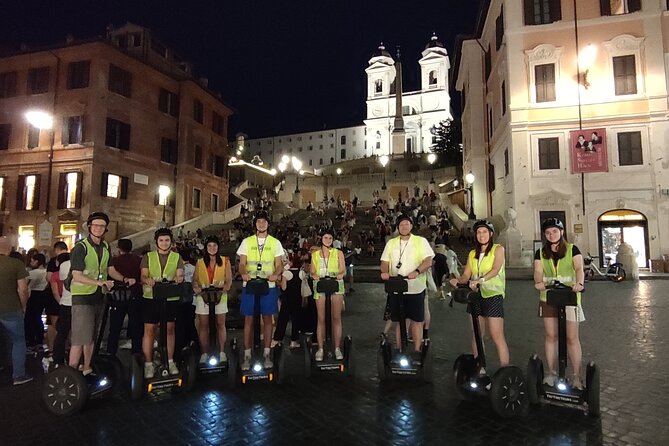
597, 210, 648, 268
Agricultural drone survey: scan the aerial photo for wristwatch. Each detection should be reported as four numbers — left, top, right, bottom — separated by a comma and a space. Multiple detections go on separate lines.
414, 268, 421, 275
479, 277, 486, 282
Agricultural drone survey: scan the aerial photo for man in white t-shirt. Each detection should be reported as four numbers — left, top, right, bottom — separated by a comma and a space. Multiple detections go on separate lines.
380, 214, 434, 354
53, 256, 72, 366
236, 210, 285, 370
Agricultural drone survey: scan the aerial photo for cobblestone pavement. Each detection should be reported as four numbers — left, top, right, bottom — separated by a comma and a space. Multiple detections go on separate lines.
1, 280, 667, 445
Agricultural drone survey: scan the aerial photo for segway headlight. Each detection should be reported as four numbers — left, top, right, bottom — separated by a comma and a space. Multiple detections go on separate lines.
253, 363, 263, 372
208, 357, 218, 366
98, 378, 109, 387
470, 382, 479, 389
557, 382, 568, 391
399, 357, 409, 368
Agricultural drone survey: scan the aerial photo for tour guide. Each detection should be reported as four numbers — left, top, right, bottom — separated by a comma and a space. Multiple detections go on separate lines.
236, 210, 285, 371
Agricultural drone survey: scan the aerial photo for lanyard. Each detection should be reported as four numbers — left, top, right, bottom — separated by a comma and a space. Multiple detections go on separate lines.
256, 236, 266, 269
396, 236, 410, 269
321, 247, 330, 273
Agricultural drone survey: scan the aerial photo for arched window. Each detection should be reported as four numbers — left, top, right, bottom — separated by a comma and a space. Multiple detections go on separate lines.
375, 79, 383, 93
429, 70, 437, 85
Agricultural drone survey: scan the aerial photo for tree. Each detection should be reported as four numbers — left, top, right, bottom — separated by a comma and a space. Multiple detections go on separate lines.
430, 118, 462, 166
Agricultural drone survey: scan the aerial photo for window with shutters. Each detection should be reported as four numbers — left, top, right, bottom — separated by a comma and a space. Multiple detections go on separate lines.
67, 61, 90, 89
495, 7, 504, 50
101, 173, 128, 199
159, 88, 179, 117
535, 64, 556, 102
63, 116, 83, 145
108, 64, 132, 97
194, 145, 203, 169
613, 55, 637, 95
160, 138, 178, 164
212, 112, 224, 136
340, 149, 346, 159
27, 67, 50, 94
0, 71, 17, 98
192, 188, 201, 209
27, 125, 40, 149
105, 118, 131, 150
0, 176, 5, 210
488, 162, 496, 193
57, 172, 82, 209
538, 138, 560, 170
501, 81, 507, 115
0, 124, 10, 150
484, 47, 492, 81
17, 174, 41, 210
617, 131, 642, 166
214, 155, 225, 177
504, 148, 509, 177
211, 194, 219, 212
600, 0, 641, 16
193, 99, 204, 124
524, 0, 561, 25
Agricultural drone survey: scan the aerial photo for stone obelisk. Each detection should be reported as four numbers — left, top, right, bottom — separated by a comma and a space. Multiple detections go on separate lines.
391, 46, 406, 158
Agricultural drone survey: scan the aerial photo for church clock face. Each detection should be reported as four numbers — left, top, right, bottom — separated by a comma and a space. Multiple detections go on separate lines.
372, 106, 383, 117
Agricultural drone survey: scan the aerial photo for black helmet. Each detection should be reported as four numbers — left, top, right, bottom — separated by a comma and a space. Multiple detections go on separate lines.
154, 227, 173, 241
541, 218, 564, 232
473, 219, 494, 233
86, 212, 109, 227
204, 235, 220, 246
319, 227, 335, 238
253, 210, 270, 226
396, 214, 413, 226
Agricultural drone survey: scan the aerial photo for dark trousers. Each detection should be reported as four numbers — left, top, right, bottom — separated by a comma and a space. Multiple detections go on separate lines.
106, 298, 143, 355
273, 292, 302, 342
24, 289, 49, 347
175, 303, 198, 360
53, 305, 71, 365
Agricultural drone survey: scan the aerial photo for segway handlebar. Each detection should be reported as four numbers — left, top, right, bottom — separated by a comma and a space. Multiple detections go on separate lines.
200, 285, 224, 305
384, 275, 408, 294
545, 280, 580, 307
316, 276, 339, 295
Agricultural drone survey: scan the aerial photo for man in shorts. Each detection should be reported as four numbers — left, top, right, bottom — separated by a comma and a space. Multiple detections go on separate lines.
68, 212, 123, 375
236, 210, 284, 370
380, 214, 434, 356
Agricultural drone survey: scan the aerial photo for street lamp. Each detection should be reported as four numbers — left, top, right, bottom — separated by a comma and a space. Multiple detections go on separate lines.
292, 156, 303, 193
336, 167, 342, 184
465, 172, 476, 220
25, 111, 55, 216
379, 155, 389, 190
427, 153, 437, 184
158, 184, 171, 223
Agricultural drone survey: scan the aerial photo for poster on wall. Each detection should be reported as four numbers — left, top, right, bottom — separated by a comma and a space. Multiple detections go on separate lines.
570, 128, 608, 173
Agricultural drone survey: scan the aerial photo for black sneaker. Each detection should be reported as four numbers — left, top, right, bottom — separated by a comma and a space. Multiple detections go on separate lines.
13, 375, 34, 385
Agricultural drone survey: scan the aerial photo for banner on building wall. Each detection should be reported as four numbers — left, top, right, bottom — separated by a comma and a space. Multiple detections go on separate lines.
570, 128, 608, 173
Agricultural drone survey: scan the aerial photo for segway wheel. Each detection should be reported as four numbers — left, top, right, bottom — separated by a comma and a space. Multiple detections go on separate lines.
453, 354, 476, 400
130, 354, 144, 401
526, 354, 544, 405
42, 366, 89, 416
585, 362, 600, 417
303, 336, 312, 379
344, 336, 355, 377
421, 341, 434, 383
93, 354, 124, 396
274, 346, 287, 385
227, 339, 239, 389
181, 346, 198, 391
490, 366, 528, 419
607, 265, 626, 282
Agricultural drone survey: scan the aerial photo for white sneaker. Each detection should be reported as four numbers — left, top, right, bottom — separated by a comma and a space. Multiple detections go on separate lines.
241, 356, 251, 371
144, 363, 155, 379
199, 353, 208, 364
315, 349, 324, 361
219, 352, 227, 363
543, 372, 557, 387
571, 375, 584, 390
335, 348, 344, 360
168, 361, 179, 375
263, 354, 273, 369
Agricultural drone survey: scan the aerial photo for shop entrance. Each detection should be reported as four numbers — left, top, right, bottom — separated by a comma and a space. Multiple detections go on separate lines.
598, 210, 648, 268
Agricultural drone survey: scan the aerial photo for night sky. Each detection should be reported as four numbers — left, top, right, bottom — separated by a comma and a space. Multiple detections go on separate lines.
0, 0, 481, 139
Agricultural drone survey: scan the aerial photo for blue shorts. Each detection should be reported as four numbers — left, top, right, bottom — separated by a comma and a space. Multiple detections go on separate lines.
240, 287, 279, 316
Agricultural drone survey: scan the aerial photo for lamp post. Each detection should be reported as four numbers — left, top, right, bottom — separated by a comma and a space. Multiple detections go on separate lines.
427, 153, 437, 185
158, 184, 171, 224
379, 155, 389, 190
336, 167, 342, 184
25, 111, 55, 215
291, 156, 303, 193
465, 172, 476, 220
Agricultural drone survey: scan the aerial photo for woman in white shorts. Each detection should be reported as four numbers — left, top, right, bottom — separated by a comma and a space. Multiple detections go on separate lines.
533, 218, 586, 390
192, 236, 232, 364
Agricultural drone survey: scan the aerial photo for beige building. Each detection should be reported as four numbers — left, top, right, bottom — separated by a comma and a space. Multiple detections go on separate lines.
0, 23, 233, 249
455, 0, 669, 267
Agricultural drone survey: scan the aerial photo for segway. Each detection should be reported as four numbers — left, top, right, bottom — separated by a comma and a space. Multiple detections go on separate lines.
198, 286, 238, 389
42, 281, 126, 415
377, 276, 433, 382
129, 280, 197, 400
526, 281, 600, 416
303, 276, 354, 378
451, 284, 527, 418
234, 278, 287, 385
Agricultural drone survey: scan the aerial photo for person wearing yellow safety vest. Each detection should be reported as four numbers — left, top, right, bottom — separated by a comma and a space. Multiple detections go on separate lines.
236, 210, 285, 371
310, 227, 346, 361
192, 235, 232, 365
68, 212, 125, 376
380, 214, 434, 356
534, 218, 586, 390
140, 228, 184, 379
449, 219, 509, 369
